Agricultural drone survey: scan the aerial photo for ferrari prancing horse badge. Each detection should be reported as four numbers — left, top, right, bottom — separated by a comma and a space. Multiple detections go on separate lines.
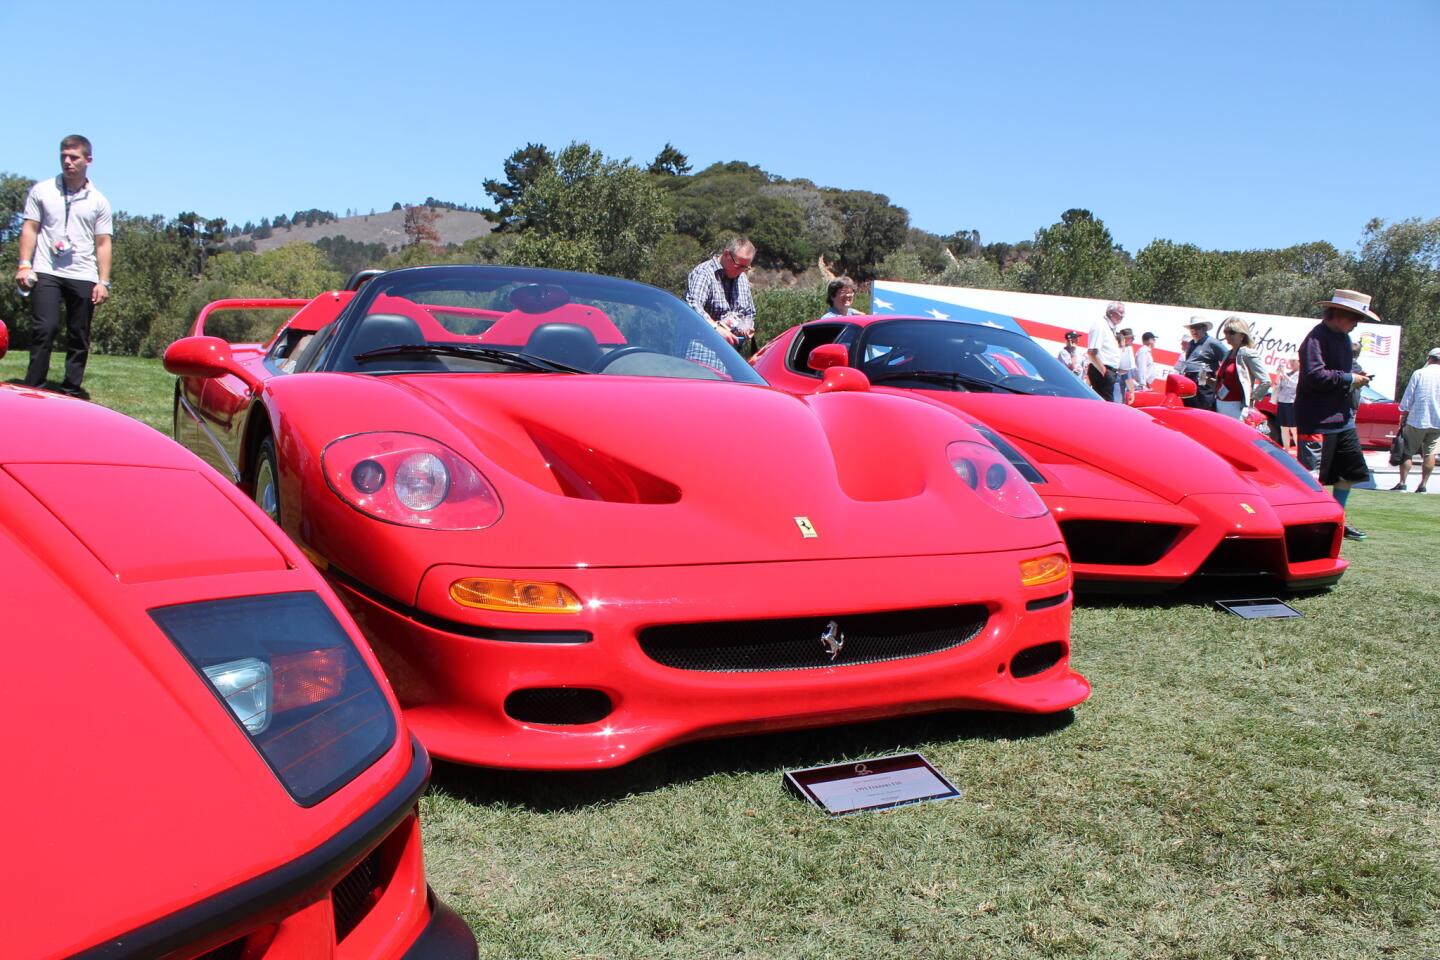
794, 516, 818, 538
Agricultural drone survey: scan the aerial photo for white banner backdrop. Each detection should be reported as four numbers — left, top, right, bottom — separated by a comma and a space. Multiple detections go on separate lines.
870, 282, 1404, 397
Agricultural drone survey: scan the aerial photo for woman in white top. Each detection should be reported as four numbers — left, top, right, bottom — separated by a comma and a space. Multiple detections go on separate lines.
1274, 358, 1300, 455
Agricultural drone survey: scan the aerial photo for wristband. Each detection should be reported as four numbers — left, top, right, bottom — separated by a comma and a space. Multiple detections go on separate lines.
18, 260, 32, 267
100, 280, 112, 289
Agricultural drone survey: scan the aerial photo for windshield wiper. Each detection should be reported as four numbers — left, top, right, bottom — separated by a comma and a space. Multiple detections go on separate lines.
868, 369, 1029, 394
353, 343, 591, 374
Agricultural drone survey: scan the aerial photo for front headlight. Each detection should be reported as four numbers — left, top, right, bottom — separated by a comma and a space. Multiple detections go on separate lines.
323, 431, 501, 530
947, 440, 1049, 519
152, 592, 396, 806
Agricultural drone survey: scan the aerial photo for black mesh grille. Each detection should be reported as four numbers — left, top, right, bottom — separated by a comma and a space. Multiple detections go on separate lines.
1285, 522, 1337, 563
505, 688, 613, 725
1060, 520, 1181, 566
332, 848, 381, 942
1198, 537, 1285, 576
638, 605, 988, 672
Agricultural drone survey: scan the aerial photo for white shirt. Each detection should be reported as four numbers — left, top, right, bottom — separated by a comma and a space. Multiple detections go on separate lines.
1135, 344, 1155, 387
1399, 363, 1440, 430
23, 175, 112, 283
1086, 317, 1121, 368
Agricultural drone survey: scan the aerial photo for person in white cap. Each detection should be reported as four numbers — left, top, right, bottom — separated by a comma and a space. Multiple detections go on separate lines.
1296, 289, 1379, 540
1394, 347, 1440, 493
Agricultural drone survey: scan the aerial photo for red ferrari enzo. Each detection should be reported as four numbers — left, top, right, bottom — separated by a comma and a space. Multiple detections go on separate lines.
2, 330, 475, 958
754, 314, 1347, 593
164, 265, 1087, 770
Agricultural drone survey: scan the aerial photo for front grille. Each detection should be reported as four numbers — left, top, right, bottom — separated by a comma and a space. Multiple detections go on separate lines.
332, 848, 382, 942
1197, 537, 1285, 576
1285, 522, 1337, 563
638, 605, 988, 672
1060, 520, 1181, 566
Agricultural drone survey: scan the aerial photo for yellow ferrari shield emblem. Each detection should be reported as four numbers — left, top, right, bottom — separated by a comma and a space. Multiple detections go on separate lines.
1240, 503, 1256, 514
794, 516, 818, 538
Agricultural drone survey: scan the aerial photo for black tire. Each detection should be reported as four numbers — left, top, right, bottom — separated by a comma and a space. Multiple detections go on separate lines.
252, 436, 281, 525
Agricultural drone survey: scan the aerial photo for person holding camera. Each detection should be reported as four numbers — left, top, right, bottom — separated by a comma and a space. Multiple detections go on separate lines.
685, 236, 756, 356
14, 135, 112, 398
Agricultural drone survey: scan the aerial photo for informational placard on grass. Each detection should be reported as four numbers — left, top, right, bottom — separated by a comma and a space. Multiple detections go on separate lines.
784, 753, 961, 816
1214, 597, 1303, 619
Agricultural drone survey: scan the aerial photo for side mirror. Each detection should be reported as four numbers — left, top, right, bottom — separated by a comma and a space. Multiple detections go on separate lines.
164, 336, 263, 392
0, 319, 8, 360
815, 366, 870, 394
1165, 372, 1197, 399
807, 343, 850, 372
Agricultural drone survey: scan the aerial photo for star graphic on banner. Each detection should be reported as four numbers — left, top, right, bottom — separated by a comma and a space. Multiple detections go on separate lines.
926, 308, 950, 319
873, 297, 893, 310
981, 319, 1003, 328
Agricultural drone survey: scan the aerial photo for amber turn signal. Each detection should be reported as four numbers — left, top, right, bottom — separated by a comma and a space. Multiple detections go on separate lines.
450, 577, 583, 614
1019, 553, 1070, 587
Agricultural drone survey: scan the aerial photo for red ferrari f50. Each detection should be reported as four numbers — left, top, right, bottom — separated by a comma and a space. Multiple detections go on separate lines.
165, 265, 1088, 769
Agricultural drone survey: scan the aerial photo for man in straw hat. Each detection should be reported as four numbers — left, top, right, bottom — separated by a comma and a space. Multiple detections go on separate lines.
1297, 289, 1379, 540
1179, 316, 1227, 410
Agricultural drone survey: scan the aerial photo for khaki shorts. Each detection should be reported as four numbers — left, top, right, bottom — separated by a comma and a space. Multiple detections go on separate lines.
1403, 424, 1440, 458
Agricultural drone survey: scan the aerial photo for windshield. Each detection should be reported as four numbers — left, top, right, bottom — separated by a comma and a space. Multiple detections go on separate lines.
854, 319, 1099, 399
323, 265, 764, 384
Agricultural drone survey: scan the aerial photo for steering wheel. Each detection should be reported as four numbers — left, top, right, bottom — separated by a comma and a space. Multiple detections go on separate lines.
594, 345, 662, 372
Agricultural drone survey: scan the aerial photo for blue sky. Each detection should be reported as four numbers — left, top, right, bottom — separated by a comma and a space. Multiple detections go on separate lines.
5, 0, 1435, 255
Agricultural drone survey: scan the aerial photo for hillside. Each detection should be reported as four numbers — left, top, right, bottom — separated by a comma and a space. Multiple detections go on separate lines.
237, 207, 493, 252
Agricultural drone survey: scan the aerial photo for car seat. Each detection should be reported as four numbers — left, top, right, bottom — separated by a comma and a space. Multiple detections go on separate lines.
524, 323, 604, 369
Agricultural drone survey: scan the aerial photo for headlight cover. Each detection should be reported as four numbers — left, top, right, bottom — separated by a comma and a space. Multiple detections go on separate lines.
323, 431, 502, 530
152, 592, 396, 807
947, 440, 1049, 518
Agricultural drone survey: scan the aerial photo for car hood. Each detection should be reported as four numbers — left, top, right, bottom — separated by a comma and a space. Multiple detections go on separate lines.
1, 389, 409, 956
280, 373, 1065, 578
891, 391, 1281, 505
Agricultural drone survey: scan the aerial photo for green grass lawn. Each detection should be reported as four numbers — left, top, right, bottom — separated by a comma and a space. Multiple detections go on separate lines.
12, 353, 1438, 958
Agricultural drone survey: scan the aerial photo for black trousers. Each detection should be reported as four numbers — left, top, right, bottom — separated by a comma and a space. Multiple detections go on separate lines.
25, 273, 95, 391
1087, 364, 1119, 401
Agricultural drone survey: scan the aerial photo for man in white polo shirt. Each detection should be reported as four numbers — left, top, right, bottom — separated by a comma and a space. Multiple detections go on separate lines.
1085, 301, 1125, 401
14, 134, 113, 398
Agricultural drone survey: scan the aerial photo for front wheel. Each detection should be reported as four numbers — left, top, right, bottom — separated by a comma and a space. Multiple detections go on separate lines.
252, 436, 281, 525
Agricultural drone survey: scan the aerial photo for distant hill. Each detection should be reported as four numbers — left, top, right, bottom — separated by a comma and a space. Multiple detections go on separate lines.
233, 207, 493, 253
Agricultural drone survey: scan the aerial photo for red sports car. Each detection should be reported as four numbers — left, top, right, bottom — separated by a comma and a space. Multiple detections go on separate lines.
2, 331, 475, 958
164, 265, 1087, 770
754, 315, 1347, 593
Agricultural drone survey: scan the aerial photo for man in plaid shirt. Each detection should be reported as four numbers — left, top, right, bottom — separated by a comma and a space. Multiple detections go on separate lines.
685, 237, 756, 364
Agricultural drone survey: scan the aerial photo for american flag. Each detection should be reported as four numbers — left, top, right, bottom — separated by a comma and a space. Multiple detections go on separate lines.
1360, 332, 1393, 356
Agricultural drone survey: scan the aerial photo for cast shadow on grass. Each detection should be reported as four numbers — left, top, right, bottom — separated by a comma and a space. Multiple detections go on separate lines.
429, 707, 1074, 812
1074, 575, 1333, 611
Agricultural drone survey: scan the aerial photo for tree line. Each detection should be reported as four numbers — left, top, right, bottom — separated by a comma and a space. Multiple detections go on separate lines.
2, 149, 1436, 379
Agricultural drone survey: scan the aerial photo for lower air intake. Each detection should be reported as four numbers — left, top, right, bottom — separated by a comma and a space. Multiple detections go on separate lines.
1010, 642, 1065, 678
505, 688, 613, 725
1060, 520, 1181, 566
